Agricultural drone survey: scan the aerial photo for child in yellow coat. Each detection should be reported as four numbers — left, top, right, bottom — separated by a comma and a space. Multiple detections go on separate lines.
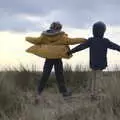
26, 22, 86, 102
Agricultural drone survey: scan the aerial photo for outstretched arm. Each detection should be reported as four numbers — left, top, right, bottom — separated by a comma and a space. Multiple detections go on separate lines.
68, 40, 91, 54
107, 40, 120, 51
51, 35, 87, 45
63, 33, 87, 45
26, 37, 42, 44
67, 38, 87, 45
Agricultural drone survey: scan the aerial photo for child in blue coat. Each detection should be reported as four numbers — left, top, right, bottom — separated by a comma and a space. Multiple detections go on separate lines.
68, 21, 120, 99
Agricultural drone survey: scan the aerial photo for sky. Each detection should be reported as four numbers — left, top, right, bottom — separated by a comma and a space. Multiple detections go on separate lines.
0, 0, 120, 71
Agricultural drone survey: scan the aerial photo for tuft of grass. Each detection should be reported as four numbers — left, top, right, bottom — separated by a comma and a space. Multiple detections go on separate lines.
64, 64, 90, 92
13, 64, 39, 91
0, 72, 24, 117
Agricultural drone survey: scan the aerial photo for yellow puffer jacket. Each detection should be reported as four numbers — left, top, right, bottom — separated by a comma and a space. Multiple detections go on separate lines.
26, 31, 86, 59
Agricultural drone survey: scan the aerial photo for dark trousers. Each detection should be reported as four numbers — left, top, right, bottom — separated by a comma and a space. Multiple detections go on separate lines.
38, 59, 67, 94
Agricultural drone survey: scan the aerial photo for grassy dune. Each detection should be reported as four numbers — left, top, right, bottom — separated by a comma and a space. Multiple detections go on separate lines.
0, 65, 120, 120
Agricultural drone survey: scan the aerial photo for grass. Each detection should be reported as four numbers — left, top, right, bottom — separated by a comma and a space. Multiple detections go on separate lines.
0, 64, 120, 119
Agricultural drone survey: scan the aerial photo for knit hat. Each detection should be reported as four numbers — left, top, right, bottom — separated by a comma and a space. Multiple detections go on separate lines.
50, 21, 62, 31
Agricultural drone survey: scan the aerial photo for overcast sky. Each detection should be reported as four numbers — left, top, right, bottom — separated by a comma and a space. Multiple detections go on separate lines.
0, 0, 120, 70
0, 0, 120, 32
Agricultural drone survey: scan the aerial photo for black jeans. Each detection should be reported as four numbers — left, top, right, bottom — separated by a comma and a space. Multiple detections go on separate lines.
38, 59, 67, 94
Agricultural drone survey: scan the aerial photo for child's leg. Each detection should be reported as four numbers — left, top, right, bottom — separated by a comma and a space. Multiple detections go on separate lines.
91, 70, 97, 95
91, 70, 103, 98
54, 59, 68, 94
87, 71, 92, 92
96, 70, 104, 92
37, 59, 53, 95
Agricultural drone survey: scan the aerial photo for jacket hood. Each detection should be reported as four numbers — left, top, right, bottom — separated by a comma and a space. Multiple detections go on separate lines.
93, 21, 106, 38
40, 29, 66, 43
42, 29, 64, 36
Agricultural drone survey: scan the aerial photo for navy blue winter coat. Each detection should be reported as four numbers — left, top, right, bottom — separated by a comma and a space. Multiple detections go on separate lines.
69, 22, 120, 70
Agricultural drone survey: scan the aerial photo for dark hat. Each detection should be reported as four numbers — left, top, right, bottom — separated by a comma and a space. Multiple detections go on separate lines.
50, 21, 62, 31
93, 21, 106, 31
93, 21, 106, 38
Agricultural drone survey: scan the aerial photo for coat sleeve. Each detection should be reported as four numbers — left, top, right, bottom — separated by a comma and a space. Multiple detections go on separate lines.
66, 38, 87, 45
25, 36, 42, 44
69, 39, 91, 54
59, 34, 87, 45
50, 34, 87, 45
107, 39, 120, 51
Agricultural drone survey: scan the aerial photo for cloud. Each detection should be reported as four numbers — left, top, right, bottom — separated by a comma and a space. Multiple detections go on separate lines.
0, 0, 120, 32
0, 14, 40, 32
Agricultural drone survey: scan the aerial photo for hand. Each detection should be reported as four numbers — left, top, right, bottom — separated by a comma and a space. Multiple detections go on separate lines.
67, 51, 72, 56
25, 37, 31, 41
